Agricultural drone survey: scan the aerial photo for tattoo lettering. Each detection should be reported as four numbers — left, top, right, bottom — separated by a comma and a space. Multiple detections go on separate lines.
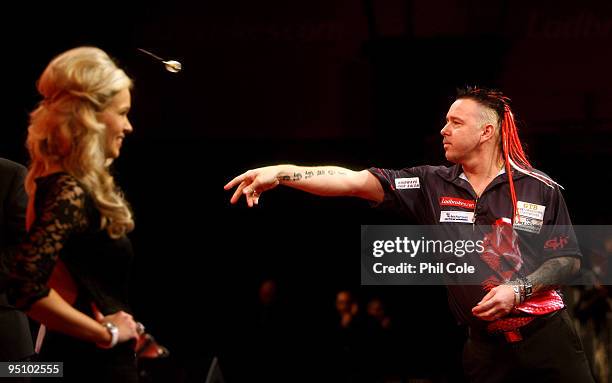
292, 172, 303, 181
327, 170, 335, 175
304, 171, 314, 179
316, 170, 325, 176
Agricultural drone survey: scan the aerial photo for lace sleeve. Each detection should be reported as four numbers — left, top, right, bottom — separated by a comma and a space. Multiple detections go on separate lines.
6, 174, 89, 309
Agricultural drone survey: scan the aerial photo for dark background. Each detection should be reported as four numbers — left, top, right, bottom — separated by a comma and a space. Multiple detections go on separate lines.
3, 1, 612, 382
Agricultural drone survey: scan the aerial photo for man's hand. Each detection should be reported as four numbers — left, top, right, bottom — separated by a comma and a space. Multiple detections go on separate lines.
224, 166, 281, 207
471, 285, 515, 321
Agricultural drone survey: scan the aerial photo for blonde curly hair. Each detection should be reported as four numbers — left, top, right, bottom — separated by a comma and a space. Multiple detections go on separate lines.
26, 46, 134, 238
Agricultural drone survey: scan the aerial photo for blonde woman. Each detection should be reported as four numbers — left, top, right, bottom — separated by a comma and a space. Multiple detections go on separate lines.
5, 47, 140, 381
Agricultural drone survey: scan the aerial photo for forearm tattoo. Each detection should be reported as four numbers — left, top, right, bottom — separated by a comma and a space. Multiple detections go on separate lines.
278, 168, 348, 182
527, 257, 579, 293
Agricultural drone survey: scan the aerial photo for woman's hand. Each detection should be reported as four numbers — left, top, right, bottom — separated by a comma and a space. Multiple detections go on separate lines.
94, 308, 139, 344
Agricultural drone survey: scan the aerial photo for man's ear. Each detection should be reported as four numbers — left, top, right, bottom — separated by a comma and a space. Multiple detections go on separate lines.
481, 123, 496, 143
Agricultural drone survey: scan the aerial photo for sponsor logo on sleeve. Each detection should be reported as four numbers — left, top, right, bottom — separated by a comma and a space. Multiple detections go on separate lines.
439, 211, 475, 223
439, 196, 476, 210
395, 177, 420, 189
544, 236, 569, 250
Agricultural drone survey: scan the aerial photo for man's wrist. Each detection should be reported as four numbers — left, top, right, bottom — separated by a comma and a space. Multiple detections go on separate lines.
276, 165, 297, 184
521, 277, 533, 301
506, 277, 534, 304
511, 285, 521, 307
506, 279, 526, 305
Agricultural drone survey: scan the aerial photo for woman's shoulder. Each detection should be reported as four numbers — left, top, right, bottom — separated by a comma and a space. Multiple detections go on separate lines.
36, 172, 88, 202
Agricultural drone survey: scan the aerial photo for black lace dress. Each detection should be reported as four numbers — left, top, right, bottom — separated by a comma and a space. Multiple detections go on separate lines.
6, 173, 137, 382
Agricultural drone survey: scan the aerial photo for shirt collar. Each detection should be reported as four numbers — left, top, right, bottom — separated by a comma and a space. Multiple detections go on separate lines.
436, 163, 525, 183
458, 166, 506, 182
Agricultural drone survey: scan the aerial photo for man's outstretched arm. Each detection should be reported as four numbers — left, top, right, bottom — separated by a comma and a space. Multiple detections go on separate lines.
224, 164, 383, 207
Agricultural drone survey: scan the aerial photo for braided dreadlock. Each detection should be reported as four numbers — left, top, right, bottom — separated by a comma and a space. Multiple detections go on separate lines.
456, 86, 561, 222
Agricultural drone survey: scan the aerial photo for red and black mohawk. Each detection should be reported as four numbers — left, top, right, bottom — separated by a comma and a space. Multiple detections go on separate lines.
457, 86, 561, 222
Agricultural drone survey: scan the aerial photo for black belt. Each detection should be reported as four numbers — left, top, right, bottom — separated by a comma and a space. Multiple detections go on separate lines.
468, 309, 562, 344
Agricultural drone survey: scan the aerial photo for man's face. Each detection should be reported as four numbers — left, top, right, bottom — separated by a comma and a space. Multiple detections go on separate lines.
440, 98, 485, 164
336, 291, 352, 314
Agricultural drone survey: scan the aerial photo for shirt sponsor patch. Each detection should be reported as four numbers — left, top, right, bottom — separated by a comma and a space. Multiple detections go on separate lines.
439, 196, 476, 210
395, 177, 420, 190
513, 201, 545, 233
513, 215, 543, 234
516, 201, 546, 220
440, 211, 474, 223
